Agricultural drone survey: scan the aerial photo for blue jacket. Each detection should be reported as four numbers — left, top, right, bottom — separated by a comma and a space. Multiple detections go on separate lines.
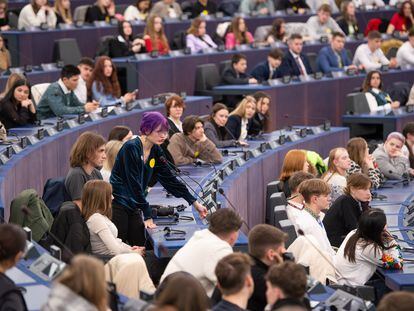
316, 46, 352, 74
279, 51, 313, 77
110, 137, 196, 219
250, 61, 282, 82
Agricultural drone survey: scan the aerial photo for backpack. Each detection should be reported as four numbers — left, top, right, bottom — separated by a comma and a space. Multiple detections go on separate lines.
42, 177, 71, 217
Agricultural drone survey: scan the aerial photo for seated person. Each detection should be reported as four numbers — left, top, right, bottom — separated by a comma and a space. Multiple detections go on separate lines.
0, 0, 10, 31
239, 0, 275, 16
279, 34, 313, 77
277, 0, 309, 14
353, 0, 385, 8
279, 149, 310, 198
64, 131, 106, 207
362, 70, 400, 111
85, 0, 115, 23
285, 171, 314, 224
37, 65, 99, 119
265, 262, 309, 311
334, 209, 403, 286
353, 30, 397, 72
0, 34, 10, 71
161, 208, 242, 296
305, 4, 344, 41
378, 292, 414, 311
0, 73, 25, 99
347, 137, 383, 189
108, 125, 133, 141
167, 115, 223, 165
222, 54, 258, 85
266, 19, 287, 44
249, 91, 271, 135
54, 0, 72, 24
165, 94, 185, 137
88, 56, 135, 107
143, 15, 170, 55
75, 57, 94, 104
322, 147, 351, 201
336, 1, 360, 36
124, 0, 151, 21
0, 224, 28, 310
316, 32, 354, 74
250, 49, 283, 82
307, 0, 338, 13
396, 27, 414, 67
109, 21, 145, 57
150, 0, 182, 19
192, 0, 217, 18
386, 1, 414, 36
294, 179, 335, 255
227, 96, 256, 141
373, 132, 413, 179
0, 79, 36, 129
323, 173, 372, 247
18, 0, 57, 30
213, 253, 254, 311
204, 103, 247, 148
186, 17, 217, 53
403, 122, 414, 168
42, 255, 109, 310
225, 17, 254, 50
101, 140, 123, 182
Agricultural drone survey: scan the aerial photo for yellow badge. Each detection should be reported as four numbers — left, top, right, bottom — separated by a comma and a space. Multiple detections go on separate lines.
149, 158, 155, 168
194, 151, 200, 158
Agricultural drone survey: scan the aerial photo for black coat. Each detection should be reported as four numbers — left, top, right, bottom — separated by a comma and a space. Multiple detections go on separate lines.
250, 61, 282, 82
0, 272, 28, 311
279, 51, 313, 77
226, 115, 252, 140
85, 5, 111, 23
336, 17, 360, 36
248, 112, 266, 136
221, 67, 250, 85
323, 194, 369, 247
0, 100, 36, 129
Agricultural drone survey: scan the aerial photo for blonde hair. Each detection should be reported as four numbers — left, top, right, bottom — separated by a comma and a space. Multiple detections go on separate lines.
54, 0, 72, 23
56, 255, 108, 311
279, 150, 308, 181
230, 96, 256, 118
81, 180, 113, 220
322, 147, 347, 180
103, 140, 123, 171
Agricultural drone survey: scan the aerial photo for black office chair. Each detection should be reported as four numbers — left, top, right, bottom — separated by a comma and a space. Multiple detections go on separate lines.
267, 192, 287, 226
387, 81, 411, 106
53, 38, 82, 65
386, 47, 398, 59
346, 49, 352, 63
273, 205, 288, 229
7, 11, 18, 29
266, 181, 281, 223
194, 64, 223, 101
170, 30, 187, 50
181, 0, 193, 15
344, 92, 370, 114
306, 52, 318, 73
219, 60, 231, 75
96, 35, 115, 57
279, 219, 297, 248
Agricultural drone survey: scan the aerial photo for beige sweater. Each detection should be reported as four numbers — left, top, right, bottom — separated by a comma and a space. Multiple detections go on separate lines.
167, 133, 223, 165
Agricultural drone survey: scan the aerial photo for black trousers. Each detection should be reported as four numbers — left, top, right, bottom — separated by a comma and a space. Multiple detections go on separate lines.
112, 204, 146, 246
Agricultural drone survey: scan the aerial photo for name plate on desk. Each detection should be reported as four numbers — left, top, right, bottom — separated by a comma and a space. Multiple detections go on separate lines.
235, 44, 250, 51
11, 144, 23, 154
0, 153, 8, 165
299, 75, 313, 82
27, 135, 39, 145
41, 63, 57, 71
136, 100, 153, 110
267, 79, 281, 86
58, 23, 75, 30
332, 71, 345, 78
201, 47, 216, 54
250, 148, 262, 158
169, 50, 183, 57
93, 21, 108, 27
135, 54, 151, 61
63, 119, 78, 129
110, 106, 125, 115
45, 127, 58, 137
86, 113, 102, 122
288, 133, 300, 142
267, 141, 279, 149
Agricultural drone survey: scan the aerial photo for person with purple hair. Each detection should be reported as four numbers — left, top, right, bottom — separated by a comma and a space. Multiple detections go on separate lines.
110, 111, 208, 246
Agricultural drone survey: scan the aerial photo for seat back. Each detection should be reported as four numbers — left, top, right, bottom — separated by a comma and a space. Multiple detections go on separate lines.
53, 38, 82, 65
194, 64, 221, 93
345, 92, 370, 114
254, 25, 272, 42
267, 192, 286, 225
266, 181, 281, 223
115, 4, 128, 14
306, 52, 318, 73
279, 219, 297, 248
273, 205, 288, 229
31, 83, 51, 105
73, 5, 90, 23
8, 11, 18, 29
97, 35, 115, 57
219, 60, 231, 75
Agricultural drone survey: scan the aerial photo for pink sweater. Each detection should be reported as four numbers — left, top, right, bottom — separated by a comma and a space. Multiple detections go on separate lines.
225, 32, 254, 50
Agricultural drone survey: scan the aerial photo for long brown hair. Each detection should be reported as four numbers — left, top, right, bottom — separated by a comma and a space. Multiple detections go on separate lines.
252, 91, 271, 132
54, 0, 72, 23
144, 15, 170, 51
347, 137, 368, 173
187, 17, 205, 36
56, 255, 108, 311
362, 70, 383, 92
87, 56, 121, 98
81, 180, 113, 220
69, 131, 106, 168
230, 17, 252, 44
103, 140, 123, 171
279, 150, 308, 182
267, 18, 285, 41
340, 1, 357, 24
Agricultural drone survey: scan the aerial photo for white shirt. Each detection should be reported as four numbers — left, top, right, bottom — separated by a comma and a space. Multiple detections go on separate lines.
160, 229, 233, 296
290, 50, 308, 77
100, 168, 111, 183
18, 4, 57, 30
286, 201, 304, 226
168, 117, 183, 132
57, 79, 70, 94
334, 230, 402, 286
74, 76, 87, 103
240, 118, 248, 141
396, 41, 414, 68
293, 208, 335, 256
353, 43, 390, 72
365, 88, 392, 112
124, 5, 147, 21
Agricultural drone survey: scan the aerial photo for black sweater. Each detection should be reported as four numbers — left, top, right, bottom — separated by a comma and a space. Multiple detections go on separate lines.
0, 272, 28, 311
0, 100, 36, 129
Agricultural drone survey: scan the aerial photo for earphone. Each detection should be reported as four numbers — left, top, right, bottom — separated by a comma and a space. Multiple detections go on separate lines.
163, 227, 186, 237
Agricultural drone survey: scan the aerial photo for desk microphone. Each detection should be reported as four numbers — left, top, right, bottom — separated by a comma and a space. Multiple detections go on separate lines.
217, 188, 249, 231
390, 171, 410, 187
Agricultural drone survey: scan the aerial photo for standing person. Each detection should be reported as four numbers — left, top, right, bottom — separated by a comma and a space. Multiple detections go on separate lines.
323, 173, 372, 247
0, 224, 28, 311
143, 15, 170, 55
110, 111, 208, 246
75, 57, 94, 104
225, 17, 254, 50
0, 79, 36, 129
18, 0, 57, 30
226, 96, 256, 142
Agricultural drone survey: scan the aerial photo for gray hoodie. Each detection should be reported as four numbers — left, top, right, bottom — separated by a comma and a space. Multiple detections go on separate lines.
372, 143, 410, 180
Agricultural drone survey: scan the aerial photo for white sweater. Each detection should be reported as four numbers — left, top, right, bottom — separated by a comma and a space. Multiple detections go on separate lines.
18, 4, 57, 30
160, 229, 233, 296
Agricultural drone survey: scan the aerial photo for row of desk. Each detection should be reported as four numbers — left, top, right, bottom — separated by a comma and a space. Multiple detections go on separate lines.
3, 8, 396, 66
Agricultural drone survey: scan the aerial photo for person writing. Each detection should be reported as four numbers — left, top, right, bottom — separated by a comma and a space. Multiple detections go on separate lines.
110, 111, 208, 246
